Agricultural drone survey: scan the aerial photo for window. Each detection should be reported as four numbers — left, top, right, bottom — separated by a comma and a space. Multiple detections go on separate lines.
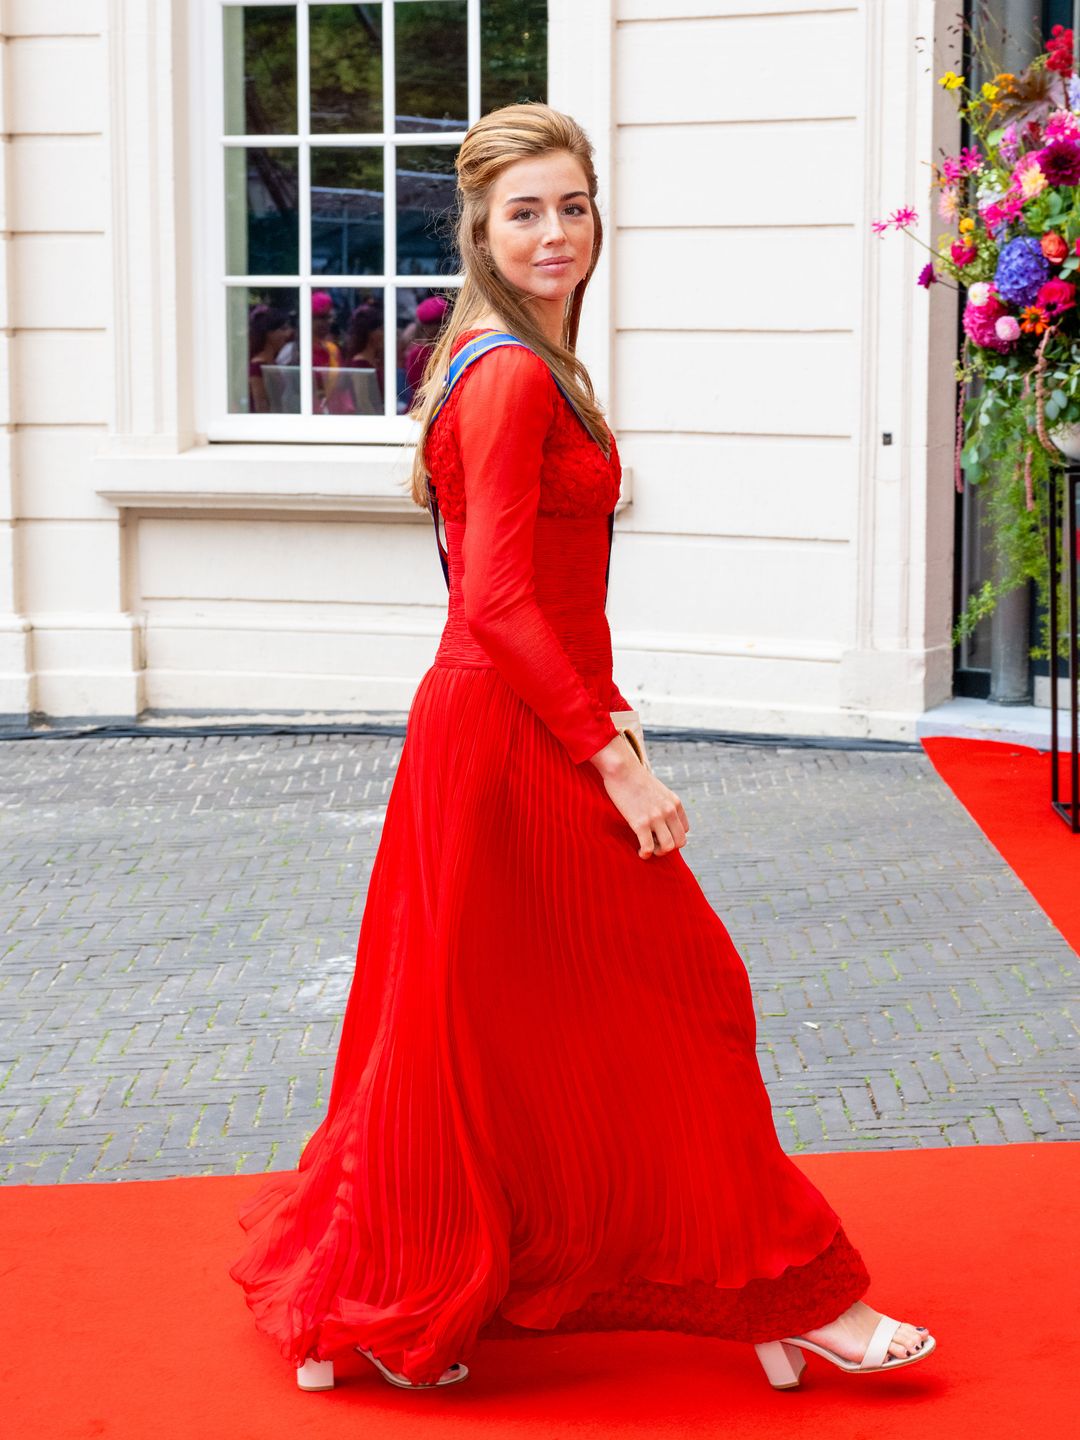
205, 0, 547, 441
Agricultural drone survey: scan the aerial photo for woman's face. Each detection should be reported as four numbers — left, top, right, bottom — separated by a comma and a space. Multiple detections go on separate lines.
483, 150, 595, 307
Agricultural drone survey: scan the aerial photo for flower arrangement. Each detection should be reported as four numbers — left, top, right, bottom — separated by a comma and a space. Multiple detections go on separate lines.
875, 24, 1079, 654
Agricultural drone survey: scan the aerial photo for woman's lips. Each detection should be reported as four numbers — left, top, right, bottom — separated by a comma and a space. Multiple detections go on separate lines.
536, 257, 572, 267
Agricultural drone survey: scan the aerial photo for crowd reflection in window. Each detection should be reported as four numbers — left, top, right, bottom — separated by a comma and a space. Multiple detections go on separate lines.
246, 289, 453, 415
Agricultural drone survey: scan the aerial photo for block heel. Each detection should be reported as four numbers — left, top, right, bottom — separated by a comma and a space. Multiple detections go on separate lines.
753, 1340, 807, 1389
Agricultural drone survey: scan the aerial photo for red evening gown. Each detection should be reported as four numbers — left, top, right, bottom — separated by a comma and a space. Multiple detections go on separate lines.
228, 329, 871, 1385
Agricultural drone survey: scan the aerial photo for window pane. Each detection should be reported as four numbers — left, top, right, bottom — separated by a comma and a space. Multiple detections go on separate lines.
223, 4, 297, 136
311, 148, 384, 275
228, 286, 300, 413
397, 286, 456, 414
309, 3, 382, 134
481, 0, 547, 112
396, 145, 459, 276
396, 1, 468, 134
225, 146, 299, 275
311, 286, 386, 416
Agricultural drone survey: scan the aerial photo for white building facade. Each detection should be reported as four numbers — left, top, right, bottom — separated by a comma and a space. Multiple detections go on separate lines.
0, 0, 961, 740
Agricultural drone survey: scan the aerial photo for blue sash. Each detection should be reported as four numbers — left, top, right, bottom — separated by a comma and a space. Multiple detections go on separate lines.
426, 330, 615, 596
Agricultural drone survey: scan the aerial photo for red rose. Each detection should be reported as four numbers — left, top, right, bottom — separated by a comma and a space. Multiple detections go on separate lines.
1047, 24, 1075, 76
951, 239, 978, 266
1036, 277, 1076, 316
1042, 232, 1069, 263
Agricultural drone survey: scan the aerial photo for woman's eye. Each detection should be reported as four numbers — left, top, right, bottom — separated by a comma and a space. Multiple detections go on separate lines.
510, 205, 587, 221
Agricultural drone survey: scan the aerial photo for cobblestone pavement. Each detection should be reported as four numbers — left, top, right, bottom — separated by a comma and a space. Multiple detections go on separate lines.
1, 729, 1077, 1185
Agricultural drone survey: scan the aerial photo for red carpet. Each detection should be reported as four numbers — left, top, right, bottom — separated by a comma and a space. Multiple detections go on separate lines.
922, 736, 1080, 951
3, 1143, 1075, 1439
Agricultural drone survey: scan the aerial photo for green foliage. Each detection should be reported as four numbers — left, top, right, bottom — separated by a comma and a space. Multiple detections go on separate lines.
955, 345, 1070, 659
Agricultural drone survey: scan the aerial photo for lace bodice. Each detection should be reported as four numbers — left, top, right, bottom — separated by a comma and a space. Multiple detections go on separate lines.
424, 329, 623, 522
423, 329, 631, 764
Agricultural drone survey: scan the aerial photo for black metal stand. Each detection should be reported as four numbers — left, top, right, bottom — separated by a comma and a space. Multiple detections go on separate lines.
1048, 463, 1079, 832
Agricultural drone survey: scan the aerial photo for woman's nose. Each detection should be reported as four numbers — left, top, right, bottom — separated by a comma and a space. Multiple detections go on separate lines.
542, 210, 567, 241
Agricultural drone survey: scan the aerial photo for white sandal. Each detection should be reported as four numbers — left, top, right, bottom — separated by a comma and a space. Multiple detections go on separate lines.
754, 1314, 936, 1388
296, 1347, 469, 1391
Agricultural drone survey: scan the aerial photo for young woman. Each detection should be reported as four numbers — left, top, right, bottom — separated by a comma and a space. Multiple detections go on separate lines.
229, 103, 936, 1394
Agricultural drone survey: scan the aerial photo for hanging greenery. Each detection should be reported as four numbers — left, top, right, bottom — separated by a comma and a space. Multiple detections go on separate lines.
876, 20, 1078, 658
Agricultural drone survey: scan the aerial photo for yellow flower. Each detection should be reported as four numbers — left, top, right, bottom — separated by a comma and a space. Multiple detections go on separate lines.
981, 82, 999, 100
959, 216, 975, 234
938, 71, 965, 90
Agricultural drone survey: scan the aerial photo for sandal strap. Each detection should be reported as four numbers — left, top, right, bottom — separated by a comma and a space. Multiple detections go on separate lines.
862, 1313, 902, 1369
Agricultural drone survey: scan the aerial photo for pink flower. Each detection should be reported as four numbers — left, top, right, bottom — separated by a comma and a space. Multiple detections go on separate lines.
890, 205, 918, 228
939, 186, 960, 222
1011, 153, 1047, 199
871, 219, 890, 235
1046, 108, 1080, 140
1037, 277, 1076, 315
963, 293, 1015, 350
959, 145, 983, 173
995, 315, 1021, 343
940, 155, 964, 183
980, 202, 1007, 230
951, 240, 978, 266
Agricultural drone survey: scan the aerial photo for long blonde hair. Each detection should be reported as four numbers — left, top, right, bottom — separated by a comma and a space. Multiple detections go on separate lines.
405, 102, 610, 509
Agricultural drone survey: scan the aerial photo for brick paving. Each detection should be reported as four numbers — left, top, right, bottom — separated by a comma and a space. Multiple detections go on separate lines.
0, 729, 1077, 1185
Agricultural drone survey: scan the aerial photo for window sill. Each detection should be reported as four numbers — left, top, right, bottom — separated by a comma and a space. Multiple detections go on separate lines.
93, 442, 633, 517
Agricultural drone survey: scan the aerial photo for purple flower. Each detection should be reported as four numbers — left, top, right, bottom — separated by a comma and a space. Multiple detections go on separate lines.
1038, 138, 1080, 185
994, 235, 1051, 306
917, 261, 938, 288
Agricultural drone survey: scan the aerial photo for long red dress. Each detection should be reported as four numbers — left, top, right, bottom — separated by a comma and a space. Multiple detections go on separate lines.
228, 328, 871, 1384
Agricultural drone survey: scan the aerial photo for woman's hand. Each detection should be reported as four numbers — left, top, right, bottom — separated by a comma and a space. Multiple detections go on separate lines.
589, 733, 690, 859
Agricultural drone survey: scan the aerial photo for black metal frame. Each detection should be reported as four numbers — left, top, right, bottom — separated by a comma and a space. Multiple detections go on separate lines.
1048, 464, 1080, 832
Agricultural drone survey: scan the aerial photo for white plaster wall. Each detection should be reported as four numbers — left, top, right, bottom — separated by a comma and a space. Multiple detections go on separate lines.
2, 0, 959, 736
0, 0, 140, 719
607, 0, 959, 737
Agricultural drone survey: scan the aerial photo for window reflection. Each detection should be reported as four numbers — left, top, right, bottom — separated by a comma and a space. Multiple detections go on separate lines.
310, 3, 382, 134
225, 147, 299, 276
228, 286, 300, 414
223, 4, 297, 136
230, 286, 391, 416
396, 145, 459, 276
396, 1, 468, 133
481, 0, 547, 113
397, 291, 453, 413
311, 148, 383, 275
273, 288, 387, 415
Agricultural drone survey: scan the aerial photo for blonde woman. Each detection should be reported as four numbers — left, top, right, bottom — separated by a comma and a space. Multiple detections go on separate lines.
229, 103, 935, 1394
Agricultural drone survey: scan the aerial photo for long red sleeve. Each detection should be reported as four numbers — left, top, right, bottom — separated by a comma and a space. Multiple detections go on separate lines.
454, 345, 619, 765
608, 680, 634, 713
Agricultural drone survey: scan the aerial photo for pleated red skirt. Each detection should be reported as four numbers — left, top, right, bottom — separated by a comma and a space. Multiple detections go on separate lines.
229, 645, 871, 1383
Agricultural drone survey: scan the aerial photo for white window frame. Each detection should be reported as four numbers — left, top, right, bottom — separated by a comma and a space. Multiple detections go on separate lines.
187, 0, 614, 448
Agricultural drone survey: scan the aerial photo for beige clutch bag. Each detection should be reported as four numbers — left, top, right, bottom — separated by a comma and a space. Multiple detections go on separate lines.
611, 708, 651, 771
